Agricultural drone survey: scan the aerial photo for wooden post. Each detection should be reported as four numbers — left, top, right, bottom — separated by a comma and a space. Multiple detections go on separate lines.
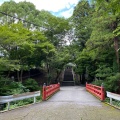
42, 83, 46, 101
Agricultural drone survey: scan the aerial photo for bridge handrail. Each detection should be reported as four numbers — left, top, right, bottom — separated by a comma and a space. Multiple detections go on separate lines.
86, 82, 105, 101
42, 83, 60, 101
0, 91, 40, 111
106, 91, 120, 105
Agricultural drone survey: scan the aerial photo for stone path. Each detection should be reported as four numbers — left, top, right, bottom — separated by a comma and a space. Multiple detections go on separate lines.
0, 86, 120, 120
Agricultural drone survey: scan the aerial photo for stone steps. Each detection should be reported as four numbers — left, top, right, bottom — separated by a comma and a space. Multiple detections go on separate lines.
62, 68, 74, 86
62, 81, 75, 86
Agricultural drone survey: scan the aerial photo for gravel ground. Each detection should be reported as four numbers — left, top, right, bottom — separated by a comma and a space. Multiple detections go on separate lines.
0, 86, 120, 120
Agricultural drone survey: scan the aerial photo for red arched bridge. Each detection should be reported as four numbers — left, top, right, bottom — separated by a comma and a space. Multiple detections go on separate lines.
0, 83, 120, 120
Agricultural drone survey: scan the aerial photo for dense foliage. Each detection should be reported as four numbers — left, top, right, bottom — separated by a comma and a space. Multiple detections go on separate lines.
71, 0, 120, 92
0, 0, 120, 98
0, 1, 71, 88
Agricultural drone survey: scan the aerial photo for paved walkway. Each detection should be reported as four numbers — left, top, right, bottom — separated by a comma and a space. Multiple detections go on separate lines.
0, 86, 120, 120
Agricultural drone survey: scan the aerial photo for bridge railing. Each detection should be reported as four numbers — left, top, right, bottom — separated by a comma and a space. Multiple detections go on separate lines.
86, 82, 105, 101
106, 91, 120, 105
0, 91, 40, 111
42, 83, 60, 101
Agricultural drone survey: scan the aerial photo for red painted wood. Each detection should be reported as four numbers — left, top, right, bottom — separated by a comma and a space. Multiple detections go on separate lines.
86, 82, 105, 101
42, 83, 60, 100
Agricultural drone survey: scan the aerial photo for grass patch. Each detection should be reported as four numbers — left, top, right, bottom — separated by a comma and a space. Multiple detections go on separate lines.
105, 97, 120, 108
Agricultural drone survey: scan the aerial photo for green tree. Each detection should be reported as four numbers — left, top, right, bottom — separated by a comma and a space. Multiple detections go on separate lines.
72, 0, 93, 51
42, 13, 70, 47
49, 47, 71, 83
91, 0, 120, 70
0, 0, 17, 24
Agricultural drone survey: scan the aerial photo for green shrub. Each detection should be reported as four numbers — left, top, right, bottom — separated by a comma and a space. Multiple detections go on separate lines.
0, 77, 29, 96
23, 78, 40, 92
95, 65, 113, 80
104, 73, 120, 92
92, 80, 103, 86
0, 77, 12, 95
9, 82, 29, 95
92, 73, 120, 93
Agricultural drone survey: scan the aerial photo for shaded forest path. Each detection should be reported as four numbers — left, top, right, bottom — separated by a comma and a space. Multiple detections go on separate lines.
0, 86, 120, 120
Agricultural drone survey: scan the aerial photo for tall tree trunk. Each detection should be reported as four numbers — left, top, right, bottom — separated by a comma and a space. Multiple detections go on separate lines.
55, 71, 62, 82
46, 62, 50, 85
17, 71, 20, 81
7, 71, 10, 77
111, 20, 119, 71
114, 37, 119, 71
20, 69, 23, 82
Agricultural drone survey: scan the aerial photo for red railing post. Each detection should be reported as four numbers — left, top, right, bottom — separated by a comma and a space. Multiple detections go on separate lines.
86, 82, 87, 89
42, 83, 46, 101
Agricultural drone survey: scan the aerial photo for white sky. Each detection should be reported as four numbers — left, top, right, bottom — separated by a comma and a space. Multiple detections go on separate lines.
0, 0, 80, 18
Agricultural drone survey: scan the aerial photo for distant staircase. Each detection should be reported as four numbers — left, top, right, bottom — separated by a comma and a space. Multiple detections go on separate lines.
62, 68, 75, 86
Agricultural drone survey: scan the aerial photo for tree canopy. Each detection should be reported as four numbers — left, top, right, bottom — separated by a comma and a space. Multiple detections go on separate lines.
0, 0, 120, 93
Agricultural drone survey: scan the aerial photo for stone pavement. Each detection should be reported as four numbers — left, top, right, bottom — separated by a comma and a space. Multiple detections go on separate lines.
0, 86, 120, 120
